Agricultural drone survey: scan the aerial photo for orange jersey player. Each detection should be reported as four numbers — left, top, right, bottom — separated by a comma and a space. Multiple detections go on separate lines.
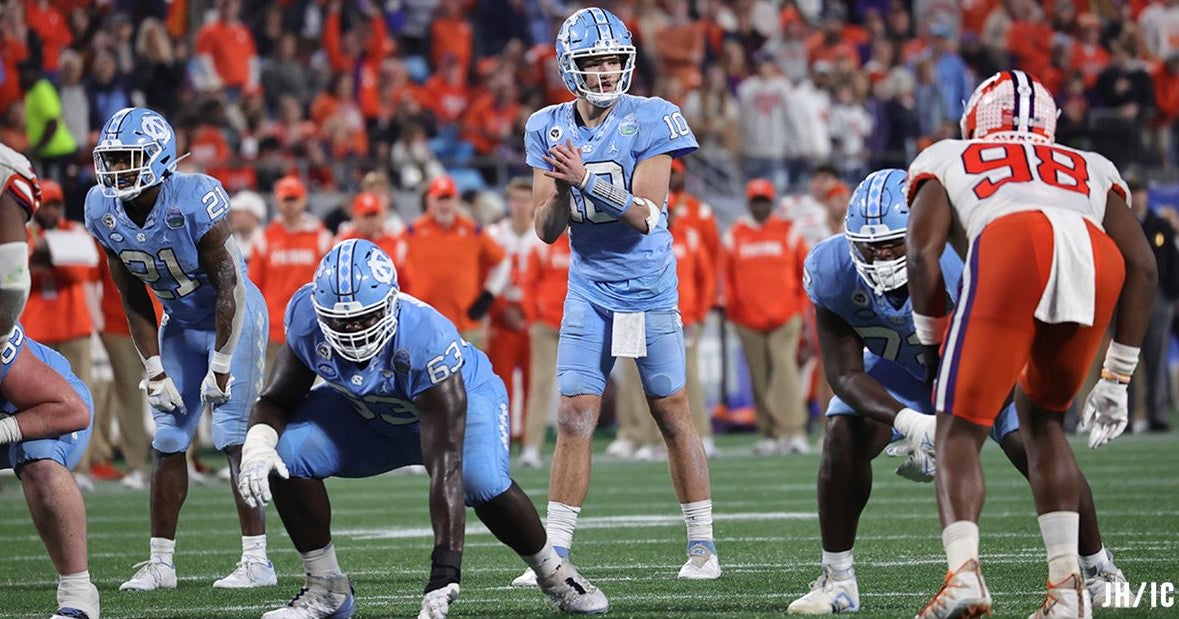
907, 70, 1156, 619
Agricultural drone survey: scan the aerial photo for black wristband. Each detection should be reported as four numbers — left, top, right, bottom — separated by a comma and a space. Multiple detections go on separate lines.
466, 290, 495, 320
425, 546, 462, 593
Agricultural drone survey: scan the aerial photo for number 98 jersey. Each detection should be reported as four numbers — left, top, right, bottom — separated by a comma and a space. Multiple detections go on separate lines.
524, 94, 698, 285
284, 285, 496, 430
906, 139, 1130, 241
84, 172, 250, 330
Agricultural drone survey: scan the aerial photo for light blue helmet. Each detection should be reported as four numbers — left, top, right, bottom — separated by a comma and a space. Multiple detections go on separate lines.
93, 107, 178, 200
312, 239, 400, 363
555, 8, 636, 108
845, 169, 910, 295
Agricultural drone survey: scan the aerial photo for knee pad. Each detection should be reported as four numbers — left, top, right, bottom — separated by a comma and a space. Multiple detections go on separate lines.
461, 465, 510, 507
152, 426, 192, 455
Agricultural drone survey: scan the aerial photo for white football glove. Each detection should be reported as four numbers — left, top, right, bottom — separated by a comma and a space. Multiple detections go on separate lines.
200, 369, 234, 407
888, 444, 936, 482
887, 408, 936, 482
1079, 378, 1129, 449
141, 373, 185, 413
237, 425, 289, 508
418, 583, 460, 619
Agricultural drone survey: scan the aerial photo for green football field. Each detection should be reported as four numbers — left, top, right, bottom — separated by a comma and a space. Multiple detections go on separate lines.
2, 432, 1177, 618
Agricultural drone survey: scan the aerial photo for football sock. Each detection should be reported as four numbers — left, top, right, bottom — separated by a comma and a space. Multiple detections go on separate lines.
681, 499, 714, 553
150, 537, 175, 566
546, 501, 580, 557
942, 521, 979, 571
522, 542, 563, 579
1038, 511, 1081, 582
1080, 546, 1110, 573
822, 549, 855, 575
57, 571, 98, 617
242, 534, 268, 561
301, 543, 343, 577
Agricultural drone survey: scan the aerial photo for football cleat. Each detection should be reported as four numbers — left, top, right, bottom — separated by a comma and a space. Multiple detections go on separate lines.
787, 566, 860, 614
752, 438, 785, 455
51, 609, 90, 619
784, 436, 813, 455
537, 562, 609, 614
517, 447, 543, 469
604, 438, 637, 459
1028, 573, 1091, 618
633, 444, 667, 462
119, 470, 148, 490
678, 543, 721, 580
702, 436, 721, 458
511, 567, 539, 588
1083, 551, 1128, 608
262, 574, 355, 619
213, 556, 278, 588
916, 559, 992, 619
119, 558, 177, 591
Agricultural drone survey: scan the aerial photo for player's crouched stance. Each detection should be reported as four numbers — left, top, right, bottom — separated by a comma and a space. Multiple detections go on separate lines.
237, 239, 608, 618
0, 326, 100, 619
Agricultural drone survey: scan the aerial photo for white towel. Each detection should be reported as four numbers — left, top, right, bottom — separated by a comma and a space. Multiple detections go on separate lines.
1034, 209, 1096, 326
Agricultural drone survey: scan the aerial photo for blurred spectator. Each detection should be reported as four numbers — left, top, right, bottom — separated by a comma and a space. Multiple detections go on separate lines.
335, 191, 415, 293
827, 80, 874, 185
0, 100, 26, 152
322, 0, 390, 123
431, 0, 473, 76
1129, 175, 1178, 433
1140, 0, 1179, 61
248, 176, 332, 370
737, 58, 792, 191
24, 0, 71, 75
418, 53, 472, 125
358, 170, 406, 235
1154, 52, 1179, 167
518, 228, 569, 469
461, 73, 520, 158
474, 0, 531, 60
132, 18, 186, 120
784, 61, 833, 191
669, 159, 722, 277
57, 50, 87, 149
390, 122, 446, 190
926, 22, 974, 129
260, 34, 309, 113
1071, 13, 1110, 90
656, 0, 706, 91
682, 65, 740, 153
0, 1, 32, 116
913, 56, 948, 140
228, 190, 266, 261
21, 61, 77, 182
85, 50, 130, 139
1095, 37, 1155, 166
194, 0, 258, 97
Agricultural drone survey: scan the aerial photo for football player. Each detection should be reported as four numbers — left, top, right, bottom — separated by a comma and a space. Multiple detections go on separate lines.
515, 7, 718, 586
0, 145, 99, 619
907, 70, 1156, 618
788, 169, 1127, 614
236, 239, 608, 619
83, 107, 274, 591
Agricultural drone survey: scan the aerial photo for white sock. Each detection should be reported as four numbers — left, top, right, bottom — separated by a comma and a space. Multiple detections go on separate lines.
1080, 546, 1109, 572
150, 537, 175, 566
822, 549, 854, 575
57, 571, 98, 616
546, 501, 581, 551
242, 534, 267, 560
301, 543, 343, 577
522, 542, 563, 579
1038, 511, 1080, 582
942, 521, 979, 571
680, 499, 714, 542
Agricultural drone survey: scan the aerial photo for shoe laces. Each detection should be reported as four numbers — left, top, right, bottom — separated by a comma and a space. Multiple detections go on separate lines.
810, 566, 853, 592
130, 558, 171, 580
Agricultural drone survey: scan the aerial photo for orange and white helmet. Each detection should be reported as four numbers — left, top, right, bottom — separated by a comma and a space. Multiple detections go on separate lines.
960, 70, 1057, 144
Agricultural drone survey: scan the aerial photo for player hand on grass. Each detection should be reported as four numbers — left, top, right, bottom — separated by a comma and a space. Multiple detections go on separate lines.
419, 583, 460, 619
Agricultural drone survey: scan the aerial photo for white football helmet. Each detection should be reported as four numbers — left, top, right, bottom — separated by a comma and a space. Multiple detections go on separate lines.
960, 70, 1057, 144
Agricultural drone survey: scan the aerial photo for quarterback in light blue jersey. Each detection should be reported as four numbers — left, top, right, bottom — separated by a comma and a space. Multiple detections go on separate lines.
786, 170, 1125, 614
0, 325, 100, 619
83, 107, 274, 592
235, 240, 607, 619
519, 6, 718, 585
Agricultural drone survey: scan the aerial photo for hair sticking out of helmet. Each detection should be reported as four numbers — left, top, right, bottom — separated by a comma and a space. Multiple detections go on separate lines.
312, 239, 401, 363
844, 169, 911, 295
555, 8, 637, 108
93, 107, 179, 200
960, 70, 1058, 144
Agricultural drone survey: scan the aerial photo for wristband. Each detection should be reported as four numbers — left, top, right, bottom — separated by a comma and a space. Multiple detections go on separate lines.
144, 355, 164, 379
210, 351, 233, 374
581, 173, 635, 218
1100, 368, 1132, 385
912, 312, 949, 345
635, 197, 661, 234
243, 424, 279, 453
425, 546, 462, 593
1104, 341, 1140, 378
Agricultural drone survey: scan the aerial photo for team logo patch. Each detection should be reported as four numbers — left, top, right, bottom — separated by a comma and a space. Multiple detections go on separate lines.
110, 233, 123, 242
851, 290, 869, 307
140, 114, 172, 143
136, 233, 146, 242
548, 126, 563, 141
316, 341, 332, 360
164, 206, 184, 229
102, 213, 117, 229
619, 118, 638, 136
351, 374, 364, 386
393, 348, 411, 374
581, 144, 593, 153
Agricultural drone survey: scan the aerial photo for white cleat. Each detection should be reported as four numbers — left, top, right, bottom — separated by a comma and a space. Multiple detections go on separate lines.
1084, 551, 1128, 608
702, 436, 721, 458
391, 464, 427, 476
119, 470, 148, 491
218, 466, 233, 482
915, 559, 991, 619
262, 574, 355, 619
517, 447, 543, 469
214, 556, 278, 588
1029, 573, 1091, 618
752, 438, 785, 455
604, 438, 637, 459
677, 543, 721, 580
633, 444, 667, 462
73, 473, 94, 493
511, 567, 539, 587
188, 466, 208, 486
785, 435, 813, 454
119, 558, 177, 591
787, 567, 860, 614
537, 562, 609, 614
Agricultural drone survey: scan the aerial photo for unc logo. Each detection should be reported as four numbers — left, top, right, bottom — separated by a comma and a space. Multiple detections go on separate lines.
367, 251, 395, 285
140, 114, 171, 143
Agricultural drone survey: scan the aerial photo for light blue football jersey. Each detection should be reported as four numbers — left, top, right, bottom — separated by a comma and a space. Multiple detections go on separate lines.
804, 234, 964, 382
284, 285, 498, 434
0, 324, 81, 413
84, 172, 251, 330
524, 94, 697, 311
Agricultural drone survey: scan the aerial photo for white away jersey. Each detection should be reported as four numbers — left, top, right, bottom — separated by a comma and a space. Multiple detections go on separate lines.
906, 139, 1129, 240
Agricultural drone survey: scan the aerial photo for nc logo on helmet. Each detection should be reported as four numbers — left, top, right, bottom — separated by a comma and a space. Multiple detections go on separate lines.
140, 115, 172, 143
368, 251, 395, 285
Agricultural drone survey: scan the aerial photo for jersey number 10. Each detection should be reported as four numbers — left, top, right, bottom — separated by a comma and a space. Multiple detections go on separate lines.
960, 143, 1090, 200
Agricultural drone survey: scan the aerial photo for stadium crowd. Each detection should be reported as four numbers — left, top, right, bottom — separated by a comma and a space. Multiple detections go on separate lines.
3, 0, 1179, 487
